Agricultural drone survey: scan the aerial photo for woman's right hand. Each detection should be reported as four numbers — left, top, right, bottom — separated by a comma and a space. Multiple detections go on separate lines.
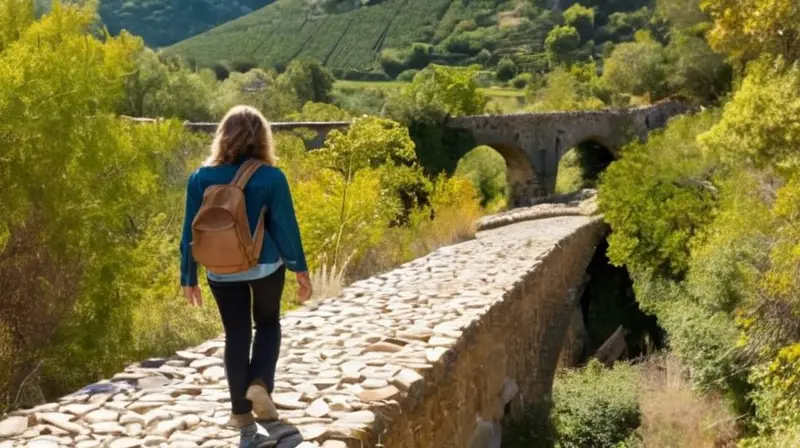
296, 272, 312, 304
182, 286, 203, 307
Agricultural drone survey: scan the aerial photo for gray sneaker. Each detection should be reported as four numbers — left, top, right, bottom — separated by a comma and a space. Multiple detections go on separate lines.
239, 432, 277, 448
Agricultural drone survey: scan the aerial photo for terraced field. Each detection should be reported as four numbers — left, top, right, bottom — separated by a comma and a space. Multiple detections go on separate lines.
166, 0, 453, 72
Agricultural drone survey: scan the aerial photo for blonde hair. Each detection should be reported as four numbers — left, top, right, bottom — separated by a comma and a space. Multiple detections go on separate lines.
205, 105, 277, 166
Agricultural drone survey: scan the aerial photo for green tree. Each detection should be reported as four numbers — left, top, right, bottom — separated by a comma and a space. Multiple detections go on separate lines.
279, 58, 335, 106
122, 48, 169, 117
390, 64, 487, 123
0, 0, 34, 51
545, 25, 581, 66
307, 116, 416, 266
121, 48, 215, 121
602, 32, 669, 100
495, 57, 518, 82
288, 102, 352, 122
664, 31, 730, 102
526, 67, 605, 112
699, 58, 800, 177
387, 65, 486, 175
599, 111, 720, 278
563, 3, 595, 42
211, 68, 298, 120
655, 0, 709, 31
0, 1, 221, 407
552, 360, 641, 448
700, 0, 800, 62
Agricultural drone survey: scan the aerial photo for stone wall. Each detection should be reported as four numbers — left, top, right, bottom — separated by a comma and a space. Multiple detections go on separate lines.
123, 117, 350, 150
0, 216, 606, 448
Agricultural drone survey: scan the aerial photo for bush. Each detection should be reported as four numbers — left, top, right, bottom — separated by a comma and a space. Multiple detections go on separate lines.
379, 43, 434, 78
598, 111, 720, 278
396, 69, 419, 82
563, 3, 595, 42
278, 58, 335, 105
747, 343, 800, 436
495, 56, 517, 82
552, 360, 642, 448
511, 72, 534, 89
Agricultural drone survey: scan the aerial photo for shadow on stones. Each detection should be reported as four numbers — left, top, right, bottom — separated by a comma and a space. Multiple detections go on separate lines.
258, 420, 303, 448
500, 398, 556, 448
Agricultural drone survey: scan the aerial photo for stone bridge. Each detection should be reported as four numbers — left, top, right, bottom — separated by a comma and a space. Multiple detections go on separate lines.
130, 102, 688, 203
0, 214, 608, 448
123, 117, 351, 150
131, 103, 689, 207
447, 101, 689, 205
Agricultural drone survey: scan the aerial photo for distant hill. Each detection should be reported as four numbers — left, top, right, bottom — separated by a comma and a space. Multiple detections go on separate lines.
166, 0, 652, 79
98, 0, 273, 48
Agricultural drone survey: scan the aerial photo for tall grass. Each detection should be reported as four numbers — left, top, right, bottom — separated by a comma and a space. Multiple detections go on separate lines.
634, 354, 740, 448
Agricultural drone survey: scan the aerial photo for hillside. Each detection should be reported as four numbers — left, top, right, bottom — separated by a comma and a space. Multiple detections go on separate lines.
98, 0, 273, 48
166, 0, 653, 79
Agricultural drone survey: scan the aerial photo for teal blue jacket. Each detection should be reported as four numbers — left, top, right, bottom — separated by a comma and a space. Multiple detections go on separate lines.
180, 160, 307, 286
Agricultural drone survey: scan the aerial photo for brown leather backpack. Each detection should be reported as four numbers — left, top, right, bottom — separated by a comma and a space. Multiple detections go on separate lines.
190, 159, 266, 275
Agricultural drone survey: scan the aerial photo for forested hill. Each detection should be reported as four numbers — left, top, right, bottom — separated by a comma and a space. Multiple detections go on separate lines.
97, 0, 273, 48
165, 0, 653, 80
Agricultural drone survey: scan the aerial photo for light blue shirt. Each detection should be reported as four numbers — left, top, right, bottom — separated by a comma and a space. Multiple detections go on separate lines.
207, 260, 283, 283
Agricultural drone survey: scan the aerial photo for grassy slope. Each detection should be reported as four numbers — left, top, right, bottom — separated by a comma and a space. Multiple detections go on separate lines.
166, 0, 453, 71
98, 0, 273, 48
336, 80, 524, 97
334, 80, 526, 113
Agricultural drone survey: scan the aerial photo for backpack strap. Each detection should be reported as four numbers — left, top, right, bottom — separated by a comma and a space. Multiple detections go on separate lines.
231, 159, 268, 264
250, 206, 267, 263
231, 159, 264, 189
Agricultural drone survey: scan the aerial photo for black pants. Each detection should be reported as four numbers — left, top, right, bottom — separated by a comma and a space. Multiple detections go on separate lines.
208, 266, 286, 415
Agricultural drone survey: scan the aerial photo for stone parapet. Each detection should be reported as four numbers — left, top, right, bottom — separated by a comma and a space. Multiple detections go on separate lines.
0, 216, 606, 448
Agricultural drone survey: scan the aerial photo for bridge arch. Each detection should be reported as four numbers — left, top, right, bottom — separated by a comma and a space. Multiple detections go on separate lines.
554, 137, 616, 194
458, 142, 546, 208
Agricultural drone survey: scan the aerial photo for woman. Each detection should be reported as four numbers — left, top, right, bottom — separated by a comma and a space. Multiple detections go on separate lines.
179, 105, 312, 448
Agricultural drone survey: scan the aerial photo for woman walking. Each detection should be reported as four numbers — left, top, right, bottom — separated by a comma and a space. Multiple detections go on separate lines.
179, 105, 312, 447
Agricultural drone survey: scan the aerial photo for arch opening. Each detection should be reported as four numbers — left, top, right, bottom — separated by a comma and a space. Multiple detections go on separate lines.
554, 139, 615, 195
455, 145, 509, 211
456, 143, 545, 210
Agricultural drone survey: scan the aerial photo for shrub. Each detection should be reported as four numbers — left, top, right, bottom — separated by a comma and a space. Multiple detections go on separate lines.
396, 69, 419, 82
747, 343, 800, 436
563, 3, 595, 42
495, 56, 517, 81
552, 359, 642, 448
598, 111, 720, 278
511, 72, 534, 89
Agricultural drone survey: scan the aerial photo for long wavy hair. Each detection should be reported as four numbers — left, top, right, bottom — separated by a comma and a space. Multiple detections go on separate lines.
204, 105, 277, 166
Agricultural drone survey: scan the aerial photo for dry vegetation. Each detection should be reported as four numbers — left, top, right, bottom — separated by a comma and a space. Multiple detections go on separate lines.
634, 354, 740, 448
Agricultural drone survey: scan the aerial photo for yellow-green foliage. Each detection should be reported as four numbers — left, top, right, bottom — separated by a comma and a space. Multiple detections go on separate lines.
526, 66, 605, 112
283, 115, 481, 279
599, 55, 800, 441
211, 69, 298, 121
599, 110, 720, 277
748, 343, 800, 433
454, 146, 508, 207
390, 64, 488, 123
0, 2, 222, 407
701, 0, 800, 62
